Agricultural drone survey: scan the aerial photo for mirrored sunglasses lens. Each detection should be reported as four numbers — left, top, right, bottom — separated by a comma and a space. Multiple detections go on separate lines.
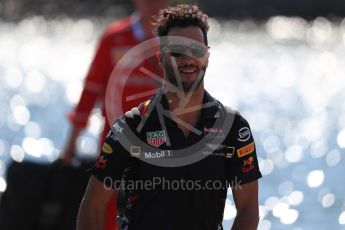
170, 52, 184, 57
166, 44, 207, 58
169, 45, 186, 56
191, 44, 207, 58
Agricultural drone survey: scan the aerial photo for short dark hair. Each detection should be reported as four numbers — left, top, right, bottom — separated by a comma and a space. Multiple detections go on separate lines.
154, 4, 209, 45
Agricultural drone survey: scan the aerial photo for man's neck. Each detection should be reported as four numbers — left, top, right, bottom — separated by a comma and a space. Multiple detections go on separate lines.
165, 86, 204, 112
163, 84, 205, 137
139, 14, 155, 38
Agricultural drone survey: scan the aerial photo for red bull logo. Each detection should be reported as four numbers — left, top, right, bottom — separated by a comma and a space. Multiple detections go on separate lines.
95, 155, 108, 169
242, 156, 254, 173
204, 127, 224, 133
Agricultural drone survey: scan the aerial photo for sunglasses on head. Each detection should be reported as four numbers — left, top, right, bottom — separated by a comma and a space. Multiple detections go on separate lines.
161, 43, 209, 58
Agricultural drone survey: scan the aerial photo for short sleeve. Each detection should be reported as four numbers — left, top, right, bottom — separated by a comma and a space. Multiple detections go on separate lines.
89, 118, 131, 188
226, 113, 262, 186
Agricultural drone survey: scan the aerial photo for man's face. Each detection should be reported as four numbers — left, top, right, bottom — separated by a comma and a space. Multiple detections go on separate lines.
160, 26, 210, 93
133, 0, 169, 16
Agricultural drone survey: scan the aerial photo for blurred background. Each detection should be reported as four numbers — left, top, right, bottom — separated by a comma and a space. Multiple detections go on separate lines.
0, 0, 345, 229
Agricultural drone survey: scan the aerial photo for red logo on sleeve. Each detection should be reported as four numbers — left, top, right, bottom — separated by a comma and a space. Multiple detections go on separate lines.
242, 156, 255, 173
95, 155, 108, 169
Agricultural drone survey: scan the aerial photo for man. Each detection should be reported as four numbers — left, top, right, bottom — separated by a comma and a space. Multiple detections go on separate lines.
78, 4, 262, 230
62, 1, 168, 229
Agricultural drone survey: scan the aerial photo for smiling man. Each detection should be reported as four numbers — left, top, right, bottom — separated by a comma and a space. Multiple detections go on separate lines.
62, 1, 168, 229
77, 4, 262, 230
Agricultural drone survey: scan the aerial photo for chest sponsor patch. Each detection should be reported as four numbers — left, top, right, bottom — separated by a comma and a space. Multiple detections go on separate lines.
203, 146, 235, 158
144, 150, 173, 159
102, 143, 113, 154
112, 47, 131, 63
130, 146, 141, 158
146, 130, 167, 147
237, 127, 251, 142
237, 141, 255, 158
110, 134, 119, 142
203, 127, 224, 138
113, 122, 124, 133
225, 146, 235, 158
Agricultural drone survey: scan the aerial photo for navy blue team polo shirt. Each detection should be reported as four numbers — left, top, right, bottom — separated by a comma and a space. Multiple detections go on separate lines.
90, 90, 262, 230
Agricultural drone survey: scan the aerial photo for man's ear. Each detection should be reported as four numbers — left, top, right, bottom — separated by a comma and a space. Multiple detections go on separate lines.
204, 51, 210, 68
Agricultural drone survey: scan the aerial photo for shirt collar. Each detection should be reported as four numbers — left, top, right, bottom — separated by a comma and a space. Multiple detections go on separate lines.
199, 90, 222, 120
146, 89, 222, 126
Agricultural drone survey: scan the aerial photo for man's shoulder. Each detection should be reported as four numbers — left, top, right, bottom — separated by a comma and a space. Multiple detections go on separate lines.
221, 106, 254, 146
102, 17, 134, 40
215, 101, 251, 134
214, 100, 239, 120
223, 106, 245, 123
111, 99, 151, 133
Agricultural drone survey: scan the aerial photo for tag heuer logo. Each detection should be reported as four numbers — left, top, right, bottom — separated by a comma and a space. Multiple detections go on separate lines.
146, 131, 167, 147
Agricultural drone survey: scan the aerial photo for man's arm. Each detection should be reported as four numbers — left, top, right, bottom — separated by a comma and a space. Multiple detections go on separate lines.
77, 176, 115, 230
231, 180, 259, 230
61, 125, 83, 165
61, 30, 112, 165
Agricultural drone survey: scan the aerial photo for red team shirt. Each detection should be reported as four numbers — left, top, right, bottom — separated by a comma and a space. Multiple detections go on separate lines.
68, 13, 162, 145
68, 13, 162, 229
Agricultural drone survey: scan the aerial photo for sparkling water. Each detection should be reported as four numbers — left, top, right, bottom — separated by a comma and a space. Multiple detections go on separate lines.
0, 16, 345, 229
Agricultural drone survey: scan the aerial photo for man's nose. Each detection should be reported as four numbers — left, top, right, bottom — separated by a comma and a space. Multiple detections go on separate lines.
179, 52, 198, 64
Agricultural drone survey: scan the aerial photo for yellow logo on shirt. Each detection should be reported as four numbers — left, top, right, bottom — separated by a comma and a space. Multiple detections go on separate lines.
113, 47, 131, 63
102, 143, 113, 154
237, 142, 255, 158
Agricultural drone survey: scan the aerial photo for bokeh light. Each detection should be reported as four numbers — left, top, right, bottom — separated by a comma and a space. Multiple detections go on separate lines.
24, 70, 46, 93
258, 219, 272, 230
280, 208, 299, 225
321, 193, 335, 208
10, 145, 25, 163
285, 145, 303, 163
307, 170, 324, 188
339, 211, 345, 225
258, 158, 274, 176
288, 191, 304, 206
0, 177, 7, 192
272, 202, 289, 218
337, 129, 345, 148
326, 149, 341, 167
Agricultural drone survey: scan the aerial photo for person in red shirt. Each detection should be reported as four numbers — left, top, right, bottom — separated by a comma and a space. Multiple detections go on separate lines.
61, 1, 168, 229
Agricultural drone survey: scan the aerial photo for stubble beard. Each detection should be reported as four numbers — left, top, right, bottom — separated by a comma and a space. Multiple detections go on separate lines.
164, 62, 206, 93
